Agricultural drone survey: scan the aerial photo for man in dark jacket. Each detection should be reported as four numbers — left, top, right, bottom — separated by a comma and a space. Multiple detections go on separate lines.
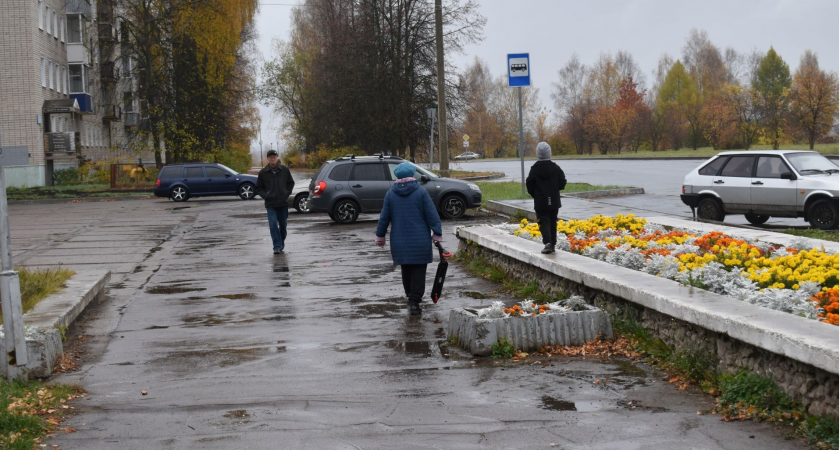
255, 149, 295, 254
526, 142, 567, 254
375, 162, 443, 315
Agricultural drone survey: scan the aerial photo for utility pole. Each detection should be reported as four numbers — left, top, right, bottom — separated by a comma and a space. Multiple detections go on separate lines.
434, 0, 449, 177
0, 113, 29, 380
427, 108, 436, 169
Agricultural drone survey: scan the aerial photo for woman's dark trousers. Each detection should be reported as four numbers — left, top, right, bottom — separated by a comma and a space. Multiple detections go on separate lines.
535, 208, 559, 247
400, 264, 428, 304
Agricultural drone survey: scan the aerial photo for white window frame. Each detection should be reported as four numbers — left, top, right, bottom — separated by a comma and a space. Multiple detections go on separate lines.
45, 5, 50, 34
41, 57, 46, 87
48, 60, 53, 90
38, 0, 43, 29
52, 11, 57, 39
65, 67, 69, 94
59, 15, 64, 42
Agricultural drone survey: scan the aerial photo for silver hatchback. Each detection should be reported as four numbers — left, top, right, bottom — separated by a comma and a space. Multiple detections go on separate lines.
681, 150, 838, 229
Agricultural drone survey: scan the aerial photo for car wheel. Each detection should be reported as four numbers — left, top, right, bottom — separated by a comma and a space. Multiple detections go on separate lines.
807, 199, 838, 230
170, 186, 190, 202
332, 199, 359, 224
440, 195, 466, 220
294, 193, 310, 213
238, 183, 256, 200
697, 198, 724, 222
328, 212, 336, 221
744, 214, 770, 225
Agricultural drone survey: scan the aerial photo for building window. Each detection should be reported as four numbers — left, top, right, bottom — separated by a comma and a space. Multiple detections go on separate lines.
59, 15, 64, 42
123, 91, 133, 112
48, 60, 53, 89
54, 63, 59, 91
52, 11, 57, 39
45, 5, 50, 34
38, 0, 43, 29
66, 15, 82, 43
69, 64, 84, 93
65, 67, 69, 94
41, 57, 46, 87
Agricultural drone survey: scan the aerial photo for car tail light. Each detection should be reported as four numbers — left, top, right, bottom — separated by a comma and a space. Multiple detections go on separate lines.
156, 179, 161, 187
313, 181, 327, 196
681, 185, 685, 194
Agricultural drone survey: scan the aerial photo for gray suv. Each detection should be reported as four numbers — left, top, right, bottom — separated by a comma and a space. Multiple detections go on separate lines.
307, 155, 483, 224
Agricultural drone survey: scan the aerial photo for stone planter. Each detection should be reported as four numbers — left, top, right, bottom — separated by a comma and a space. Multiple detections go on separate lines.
448, 305, 613, 356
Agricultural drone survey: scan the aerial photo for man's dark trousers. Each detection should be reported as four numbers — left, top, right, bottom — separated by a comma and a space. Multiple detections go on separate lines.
400, 264, 427, 304
536, 208, 559, 247
266, 206, 289, 251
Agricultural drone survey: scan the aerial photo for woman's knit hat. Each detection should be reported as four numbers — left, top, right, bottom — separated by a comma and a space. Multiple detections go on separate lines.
394, 162, 416, 179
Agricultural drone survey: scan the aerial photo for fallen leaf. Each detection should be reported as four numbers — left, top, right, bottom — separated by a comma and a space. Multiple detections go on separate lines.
141, 391, 148, 396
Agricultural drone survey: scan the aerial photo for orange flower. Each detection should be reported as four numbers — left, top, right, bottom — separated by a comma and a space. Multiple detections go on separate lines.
812, 288, 839, 325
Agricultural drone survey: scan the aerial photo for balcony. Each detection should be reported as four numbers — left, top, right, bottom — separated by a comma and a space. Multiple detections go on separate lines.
69, 94, 94, 114
123, 112, 139, 127
98, 22, 116, 42
100, 62, 119, 83
65, 0, 92, 18
103, 105, 121, 123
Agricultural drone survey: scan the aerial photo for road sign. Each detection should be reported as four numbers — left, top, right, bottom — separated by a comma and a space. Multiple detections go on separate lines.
507, 53, 530, 87
462, 134, 470, 141
463, 141, 469, 147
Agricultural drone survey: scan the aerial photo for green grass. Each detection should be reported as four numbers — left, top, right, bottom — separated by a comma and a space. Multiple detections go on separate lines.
0, 267, 74, 324
475, 181, 627, 207
432, 169, 504, 179
0, 380, 82, 450
475, 143, 838, 161
7, 184, 152, 200
781, 228, 839, 242
492, 337, 516, 359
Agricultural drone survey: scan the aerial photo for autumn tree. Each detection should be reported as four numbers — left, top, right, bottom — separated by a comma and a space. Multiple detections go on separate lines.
753, 47, 792, 149
720, 83, 762, 150
552, 54, 592, 155
789, 51, 839, 149
658, 61, 701, 149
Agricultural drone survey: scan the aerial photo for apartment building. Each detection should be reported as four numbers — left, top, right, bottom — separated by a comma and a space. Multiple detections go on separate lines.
0, 0, 150, 186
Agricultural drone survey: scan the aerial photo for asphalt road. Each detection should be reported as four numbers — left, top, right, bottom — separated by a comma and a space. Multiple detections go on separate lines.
454, 158, 810, 228
5, 198, 804, 449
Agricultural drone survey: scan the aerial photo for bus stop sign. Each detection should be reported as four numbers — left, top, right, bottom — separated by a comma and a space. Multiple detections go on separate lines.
507, 53, 530, 87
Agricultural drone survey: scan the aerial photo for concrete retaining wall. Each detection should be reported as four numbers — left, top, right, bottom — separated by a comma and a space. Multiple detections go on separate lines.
0, 270, 109, 378
448, 306, 613, 356
455, 225, 838, 416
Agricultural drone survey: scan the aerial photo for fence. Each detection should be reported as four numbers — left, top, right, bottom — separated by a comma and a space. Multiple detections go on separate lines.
3, 164, 75, 188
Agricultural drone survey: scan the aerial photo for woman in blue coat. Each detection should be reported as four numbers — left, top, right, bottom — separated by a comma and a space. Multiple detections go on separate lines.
375, 162, 443, 315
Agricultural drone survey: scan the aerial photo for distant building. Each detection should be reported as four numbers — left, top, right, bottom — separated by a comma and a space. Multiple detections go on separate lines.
0, 0, 153, 186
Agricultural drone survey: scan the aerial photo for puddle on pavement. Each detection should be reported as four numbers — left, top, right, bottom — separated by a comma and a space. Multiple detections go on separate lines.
149, 346, 286, 374
216, 293, 257, 300
223, 410, 250, 418
146, 286, 207, 295
612, 360, 648, 377
271, 265, 289, 273
384, 340, 435, 357
617, 399, 669, 413
182, 313, 256, 327
540, 395, 577, 411
350, 302, 404, 319
229, 214, 267, 219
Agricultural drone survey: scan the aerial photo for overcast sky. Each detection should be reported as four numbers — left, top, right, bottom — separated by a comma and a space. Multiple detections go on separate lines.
251, 0, 839, 158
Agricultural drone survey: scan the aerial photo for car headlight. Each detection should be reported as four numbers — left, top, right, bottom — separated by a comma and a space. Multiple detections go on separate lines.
468, 184, 480, 191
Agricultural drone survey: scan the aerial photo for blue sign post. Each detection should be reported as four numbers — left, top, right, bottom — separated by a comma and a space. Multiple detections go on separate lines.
508, 53, 530, 194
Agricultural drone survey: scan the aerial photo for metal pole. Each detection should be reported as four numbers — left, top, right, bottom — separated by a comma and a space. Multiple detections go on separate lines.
429, 116, 435, 169
434, 0, 449, 177
0, 118, 29, 378
518, 86, 525, 196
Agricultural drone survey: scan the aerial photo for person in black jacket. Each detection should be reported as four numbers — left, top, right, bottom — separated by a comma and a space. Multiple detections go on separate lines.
525, 142, 567, 254
255, 150, 295, 254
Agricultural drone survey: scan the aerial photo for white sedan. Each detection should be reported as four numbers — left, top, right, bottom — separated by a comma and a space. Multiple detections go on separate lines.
288, 178, 312, 213
454, 152, 480, 161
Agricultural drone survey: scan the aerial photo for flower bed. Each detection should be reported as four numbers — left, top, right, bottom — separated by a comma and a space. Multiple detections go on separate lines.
505, 215, 839, 325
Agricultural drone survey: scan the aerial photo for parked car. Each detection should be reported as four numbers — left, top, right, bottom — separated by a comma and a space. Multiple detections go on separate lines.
154, 163, 258, 202
453, 151, 480, 161
680, 150, 838, 229
288, 179, 311, 213
307, 155, 482, 224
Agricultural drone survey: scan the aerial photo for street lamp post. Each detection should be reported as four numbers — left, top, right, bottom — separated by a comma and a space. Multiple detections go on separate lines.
434, 0, 449, 177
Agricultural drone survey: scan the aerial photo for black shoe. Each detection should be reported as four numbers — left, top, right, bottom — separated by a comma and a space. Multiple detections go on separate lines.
541, 244, 554, 254
409, 302, 422, 315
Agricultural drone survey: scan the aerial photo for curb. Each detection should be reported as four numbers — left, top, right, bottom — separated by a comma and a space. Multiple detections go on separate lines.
562, 187, 645, 199
0, 270, 110, 378
458, 173, 506, 181
486, 187, 645, 220
9, 195, 156, 205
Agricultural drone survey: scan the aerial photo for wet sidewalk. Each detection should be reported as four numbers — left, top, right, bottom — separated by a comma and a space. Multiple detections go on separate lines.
49, 204, 807, 449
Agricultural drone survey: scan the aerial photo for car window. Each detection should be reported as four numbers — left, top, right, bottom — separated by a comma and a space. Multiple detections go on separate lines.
698, 157, 727, 176
755, 156, 789, 178
205, 167, 227, 178
312, 162, 331, 182
719, 156, 755, 177
183, 167, 204, 178
160, 166, 181, 178
785, 152, 839, 173
352, 163, 388, 181
329, 164, 352, 181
